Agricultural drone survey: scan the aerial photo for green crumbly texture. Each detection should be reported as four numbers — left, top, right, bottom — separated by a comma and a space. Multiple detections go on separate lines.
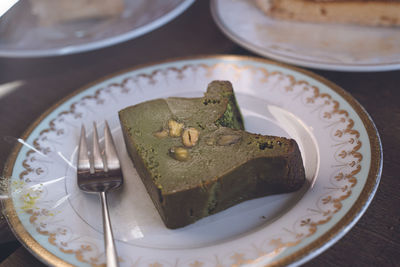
217, 101, 243, 130
120, 81, 248, 192
119, 80, 305, 228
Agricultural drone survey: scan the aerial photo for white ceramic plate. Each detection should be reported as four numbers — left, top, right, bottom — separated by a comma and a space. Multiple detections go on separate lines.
211, 0, 400, 72
0, 0, 194, 57
3, 55, 382, 266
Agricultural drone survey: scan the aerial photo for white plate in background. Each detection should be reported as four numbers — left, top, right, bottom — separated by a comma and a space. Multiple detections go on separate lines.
211, 0, 400, 71
0, 0, 194, 57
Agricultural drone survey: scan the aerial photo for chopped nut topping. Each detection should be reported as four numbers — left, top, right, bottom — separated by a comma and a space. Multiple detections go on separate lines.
217, 134, 241, 146
153, 129, 169, 138
182, 128, 199, 147
168, 119, 184, 137
169, 147, 190, 161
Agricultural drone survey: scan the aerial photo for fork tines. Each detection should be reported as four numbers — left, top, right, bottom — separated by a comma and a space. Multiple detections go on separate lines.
77, 121, 122, 192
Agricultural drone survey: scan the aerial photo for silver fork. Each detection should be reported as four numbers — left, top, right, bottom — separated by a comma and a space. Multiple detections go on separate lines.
77, 121, 123, 267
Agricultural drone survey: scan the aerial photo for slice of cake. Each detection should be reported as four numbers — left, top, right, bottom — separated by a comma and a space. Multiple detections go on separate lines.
30, 0, 124, 25
256, 0, 400, 27
119, 81, 305, 229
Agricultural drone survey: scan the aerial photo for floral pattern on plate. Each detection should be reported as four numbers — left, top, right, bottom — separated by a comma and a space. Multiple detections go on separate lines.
3, 56, 382, 266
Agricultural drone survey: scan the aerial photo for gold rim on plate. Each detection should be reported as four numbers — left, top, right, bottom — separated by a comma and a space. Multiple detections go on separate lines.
2, 55, 382, 266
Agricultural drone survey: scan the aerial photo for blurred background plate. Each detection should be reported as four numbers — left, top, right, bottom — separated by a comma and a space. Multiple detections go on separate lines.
0, 0, 194, 57
211, 0, 400, 72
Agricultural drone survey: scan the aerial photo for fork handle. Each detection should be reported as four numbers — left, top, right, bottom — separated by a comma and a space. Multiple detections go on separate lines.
100, 191, 119, 267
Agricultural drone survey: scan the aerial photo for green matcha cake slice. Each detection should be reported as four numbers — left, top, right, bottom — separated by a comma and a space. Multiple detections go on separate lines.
119, 81, 305, 229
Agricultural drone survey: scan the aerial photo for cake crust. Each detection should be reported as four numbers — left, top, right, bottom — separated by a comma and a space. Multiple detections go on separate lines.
256, 0, 400, 26
30, 0, 124, 25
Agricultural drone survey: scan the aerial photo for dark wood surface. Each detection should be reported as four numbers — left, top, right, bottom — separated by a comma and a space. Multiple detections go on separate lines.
0, 1, 399, 266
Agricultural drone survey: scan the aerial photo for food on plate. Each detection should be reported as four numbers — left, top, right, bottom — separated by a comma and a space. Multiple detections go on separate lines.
30, 0, 124, 25
255, 0, 400, 27
119, 81, 306, 229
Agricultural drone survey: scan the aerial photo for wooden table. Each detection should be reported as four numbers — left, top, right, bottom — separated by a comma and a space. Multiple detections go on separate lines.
1, 1, 399, 266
